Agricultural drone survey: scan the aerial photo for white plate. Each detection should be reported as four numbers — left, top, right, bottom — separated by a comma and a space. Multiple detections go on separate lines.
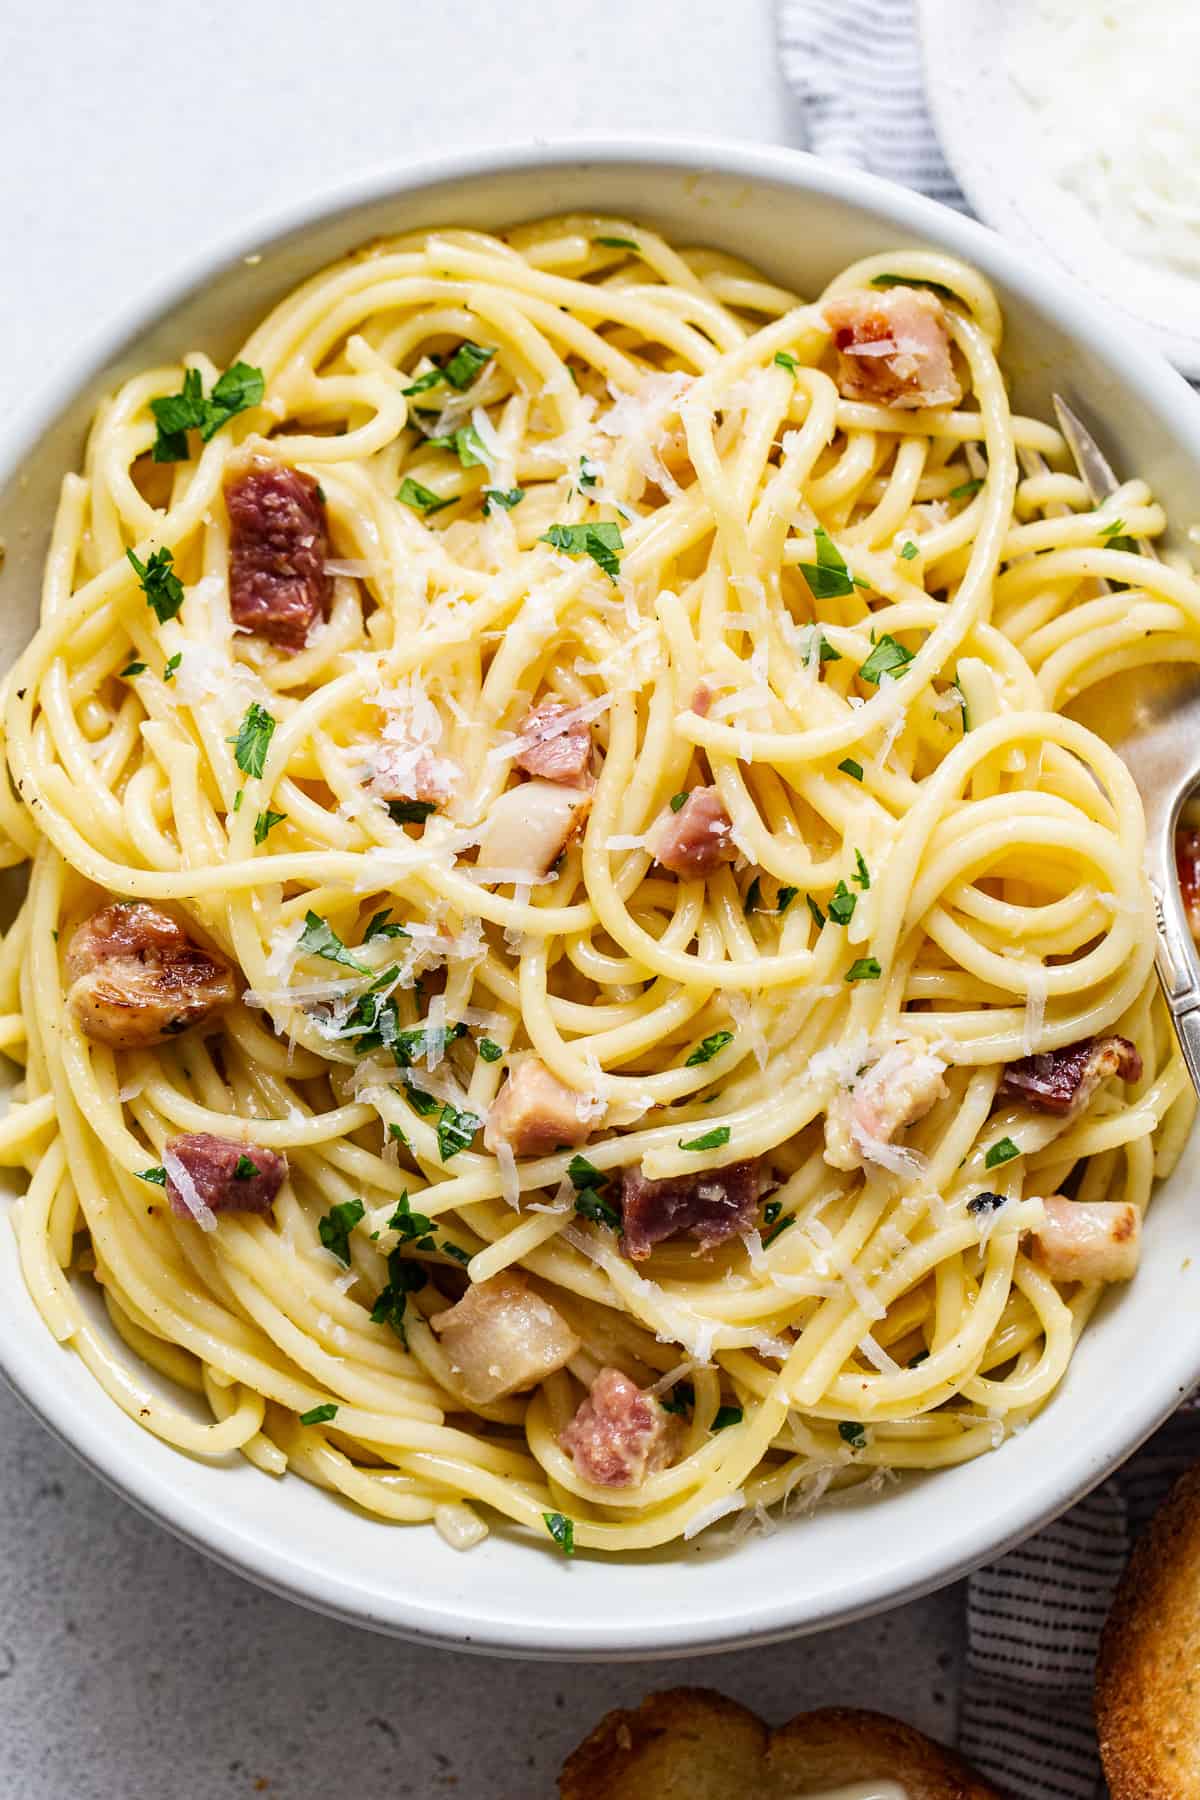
3, 138, 1200, 1657
918, 0, 1200, 376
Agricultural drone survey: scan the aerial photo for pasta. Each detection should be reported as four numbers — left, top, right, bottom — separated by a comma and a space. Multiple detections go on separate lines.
0, 213, 1196, 1557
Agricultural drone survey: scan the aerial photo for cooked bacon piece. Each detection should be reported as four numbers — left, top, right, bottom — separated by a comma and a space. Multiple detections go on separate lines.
368, 743, 458, 806
224, 461, 331, 650
1000, 1035, 1142, 1117
65, 902, 235, 1048
653, 787, 736, 878
824, 1039, 948, 1173
822, 287, 962, 410
690, 681, 713, 717
1177, 827, 1200, 943
484, 1058, 598, 1158
620, 1160, 762, 1261
430, 1270, 580, 1404
474, 778, 592, 878
1029, 1196, 1141, 1285
513, 702, 593, 784
163, 1132, 286, 1221
560, 1367, 683, 1488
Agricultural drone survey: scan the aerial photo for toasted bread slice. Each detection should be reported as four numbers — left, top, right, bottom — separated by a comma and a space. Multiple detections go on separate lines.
559, 1687, 1000, 1799
1097, 1462, 1200, 1798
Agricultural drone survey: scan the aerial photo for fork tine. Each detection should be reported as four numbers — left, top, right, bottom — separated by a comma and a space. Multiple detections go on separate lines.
1053, 392, 1162, 563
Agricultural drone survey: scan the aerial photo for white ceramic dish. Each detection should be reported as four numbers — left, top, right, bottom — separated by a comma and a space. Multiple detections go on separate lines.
2, 137, 1200, 1659
917, 0, 1200, 377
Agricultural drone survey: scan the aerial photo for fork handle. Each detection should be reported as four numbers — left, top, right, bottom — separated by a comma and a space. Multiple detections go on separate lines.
1147, 863, 1200, 1097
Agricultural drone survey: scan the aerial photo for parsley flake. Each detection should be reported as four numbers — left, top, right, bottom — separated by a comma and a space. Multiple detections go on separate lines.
744, 875, 762, 914
149, 362, 264, 461
762, 1213, 795, 1247
679, 1125, 731, 1152
985, 1137, 1020, 1170
838, 758, 864, 781
853, 849, 870, 889
363, 909, 408, 942
669, 790, 690, 813
442, 341, 495, 390
137, 1166, 166, 1186
298, 911, 371, 974
858, 635, 914, 685
567, 1155, 608, 1191
777, 885, 799, 914
120, 661, 147, 678
388, 1192, 435, 1242
712, 1405, 743, 1431
540, 520, 624, 583
870, 273, 957, 300
543, 1511, 575, 1556
482, 486, 524, 516
436, 1103, 481, 1162
899, 540, 919, 561
299, 1402, 338, 1426
845, 957, 882, 983
126, 546, 185, 623
806, 895, 826, 931
594, 236, 639, 251
253, 809, 286, 845
949, 478, 984, 500
574, 1187, 620, 1230
398, 477, 454, 515
370, 1252, 427, 1343
828, 880, 857, 927
685, 1031, 733, 1067
318, 1197, 364, 1265
774, 350, 799, 374
228, 701, 276, 778
798, 526, 856, 600
162, 652, 182, 682
477, 1037, 504, 1063
232, 1154, 258, 1180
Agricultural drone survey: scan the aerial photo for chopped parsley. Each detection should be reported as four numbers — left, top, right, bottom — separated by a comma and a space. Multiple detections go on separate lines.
777, 885, 799, 914
838, 1420, 867, 1450
796, 625, 842, 665
442, 341, 495, 390
595, 236, 639, 251
774, 350, 799, 374
436, 1103, 481, 1162
838, 758, 864, 781
232, 1154, 258, 1180
763, 1200, 781, 1226
299, 1403, 338, 1426
859, 635, 914, 685
388, 1192, 435, 1244
441, 1241, 471, 1265
853, 850, 871, 890
744, 876, 762, 914
162, 652, 182, 682
806, 895, 826, 931
449, 424, 488, 468
1099, 515, 1136, 554
984, 1137, 1021, 1170
370, 1251, 427, 1343
120, 661, 147, 678
543, 1511, 575, 1556
899, 540, 919, 561
967, 1190, 1006, 1216
540, 520, 624, 583
712, 1405, 743, 1431
482, 486, 524, 516
363, 909, 409, 942
392, 1021, 467, 1068
669, 790, 690, 813
253, 809, 286, 845
870, 273, 957, 300
679, 1125, 731, 1152
798, 526, 856, 600
577, 455, 599, 491
949, 478, 984, 500
232, 789, 244, 813
298, 910, 370, 974
137, 1166, 166, 1186
685, 1030, 733, 1067
228, 701, 276, 778
401, 366, 446, 396
149, 361, 264, 461
574, 1187, 620, 1230
387, 798, 438, 825
126, 546, 185, 624
827, 880, 857, 927
318, 1197, 365, 1265
845, 957, 882, 983
567, 1155, 608, 1191
477, 1038, 504, 1063
398, 477, 454, 515
402, 1079, 441, 1118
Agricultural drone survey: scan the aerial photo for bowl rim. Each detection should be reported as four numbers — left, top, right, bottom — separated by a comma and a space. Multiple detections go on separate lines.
3, 132, 1200, 1658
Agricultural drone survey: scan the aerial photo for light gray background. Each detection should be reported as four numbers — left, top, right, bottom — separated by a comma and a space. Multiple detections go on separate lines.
0, 4, 965, 1794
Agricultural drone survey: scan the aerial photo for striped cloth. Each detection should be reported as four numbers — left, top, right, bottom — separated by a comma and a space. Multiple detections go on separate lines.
774, 4, 1200, 1794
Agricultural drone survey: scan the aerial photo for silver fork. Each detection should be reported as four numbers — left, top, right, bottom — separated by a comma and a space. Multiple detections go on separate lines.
1053, 395, 1200, 1094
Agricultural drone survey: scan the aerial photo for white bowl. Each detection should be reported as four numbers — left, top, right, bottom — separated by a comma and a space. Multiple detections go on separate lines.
917, 0, 1200, 376
2, 138, 1200, 1659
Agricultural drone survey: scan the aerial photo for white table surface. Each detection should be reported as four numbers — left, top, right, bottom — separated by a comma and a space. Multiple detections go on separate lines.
0, 3, 965, 1793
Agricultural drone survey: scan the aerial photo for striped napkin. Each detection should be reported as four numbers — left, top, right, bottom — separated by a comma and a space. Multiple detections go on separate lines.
775, 4, 1200, 1793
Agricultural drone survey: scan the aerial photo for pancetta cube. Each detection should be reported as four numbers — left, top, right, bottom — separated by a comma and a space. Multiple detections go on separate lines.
652, 787, 736, 878
163, 1132, 286, 1221
474, 778, 592, 879
620, 1160, 762, 1260
430, 1271, 580, 1403
560, 1367, 683, 1487
824, 1039, 948, 1172
513, 701, 593, 784
1029, 1196, 1141, 1285
822, 287, 962, 410
66, 902, 236, 1048
1001, 1036, 1142, 1116
484, 1059, 598, 1158
224, 461, 331, 649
